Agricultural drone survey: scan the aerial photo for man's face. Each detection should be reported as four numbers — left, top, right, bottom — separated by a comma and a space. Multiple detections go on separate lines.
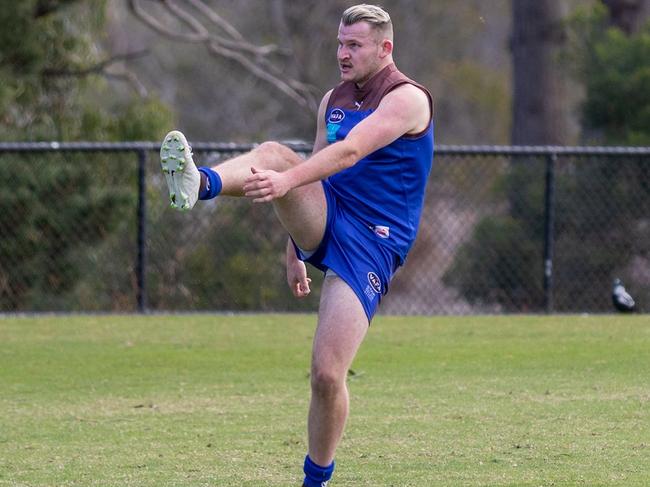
337, 21, 385, 85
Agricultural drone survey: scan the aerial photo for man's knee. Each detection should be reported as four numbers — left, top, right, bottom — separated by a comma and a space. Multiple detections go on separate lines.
310, 363, 345, 399
254, 141, 302, 171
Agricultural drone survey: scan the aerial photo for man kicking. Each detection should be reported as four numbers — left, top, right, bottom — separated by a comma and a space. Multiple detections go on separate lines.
160, 4, 434, 485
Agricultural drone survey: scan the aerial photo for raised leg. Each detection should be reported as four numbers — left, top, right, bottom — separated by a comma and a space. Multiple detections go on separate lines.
211, 141, 327, 251
161, 131, 327, 251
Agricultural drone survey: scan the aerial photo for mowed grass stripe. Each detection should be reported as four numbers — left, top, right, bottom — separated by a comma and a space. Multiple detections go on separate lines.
0, 314, 648, 486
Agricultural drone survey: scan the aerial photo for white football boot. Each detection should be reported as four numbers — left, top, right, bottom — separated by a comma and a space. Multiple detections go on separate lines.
160, 130, 200, 211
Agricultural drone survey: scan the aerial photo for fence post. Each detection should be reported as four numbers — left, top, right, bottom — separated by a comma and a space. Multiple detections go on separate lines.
137, 149, 148, 313
543, 152, 557, 313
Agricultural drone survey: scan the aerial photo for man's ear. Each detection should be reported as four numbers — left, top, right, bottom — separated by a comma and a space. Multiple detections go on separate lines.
380, 39, 393, 58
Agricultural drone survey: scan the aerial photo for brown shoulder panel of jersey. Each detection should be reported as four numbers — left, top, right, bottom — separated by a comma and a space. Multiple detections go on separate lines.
326, 81, 357, 112
327, 63, 433, 124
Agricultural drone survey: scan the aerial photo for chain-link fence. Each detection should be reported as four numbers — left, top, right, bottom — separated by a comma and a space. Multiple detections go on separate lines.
1, 142, 648, 314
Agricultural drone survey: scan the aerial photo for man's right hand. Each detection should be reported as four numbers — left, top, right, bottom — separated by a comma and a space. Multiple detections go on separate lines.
287, 258, 312, 298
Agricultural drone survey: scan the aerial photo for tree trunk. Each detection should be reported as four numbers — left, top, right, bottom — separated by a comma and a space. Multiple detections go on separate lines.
511, 0, 571, 145
602, 0, 650, 34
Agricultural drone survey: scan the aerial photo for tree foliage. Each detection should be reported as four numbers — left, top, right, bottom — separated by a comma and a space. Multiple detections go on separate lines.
0, 0, 171, 141
0, 0, 173, 310
444, 3, 650, 311
572, 6, 650, 144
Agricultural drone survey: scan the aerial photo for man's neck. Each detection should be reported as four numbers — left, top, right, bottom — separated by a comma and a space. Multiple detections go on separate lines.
355, 61, 394, 89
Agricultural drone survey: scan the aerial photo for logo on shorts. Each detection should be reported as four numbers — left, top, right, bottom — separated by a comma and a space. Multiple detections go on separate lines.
373, 225, 390, 239
328, 108, 345, 123
367, 272, 382, 294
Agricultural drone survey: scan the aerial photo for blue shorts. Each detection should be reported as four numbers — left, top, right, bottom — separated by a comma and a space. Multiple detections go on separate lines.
293, 180, 400, 322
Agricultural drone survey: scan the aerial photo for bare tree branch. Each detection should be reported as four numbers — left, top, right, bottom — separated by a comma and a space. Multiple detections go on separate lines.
127, 0, 207, 42
42, 49, 150, 77
126, 0, 318, 112
186, 0, 245, 41
206, 41, 316, 111
42, 50, 150, 97
186, 0, 288, 55
163, 0, 210, 38
104, 69, 149, 97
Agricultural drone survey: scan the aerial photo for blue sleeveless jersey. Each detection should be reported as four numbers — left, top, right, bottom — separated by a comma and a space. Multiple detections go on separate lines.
324, 64, 434, 264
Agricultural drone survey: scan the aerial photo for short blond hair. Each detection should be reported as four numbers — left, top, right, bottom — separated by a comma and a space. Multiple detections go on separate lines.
341, 4, 393, 41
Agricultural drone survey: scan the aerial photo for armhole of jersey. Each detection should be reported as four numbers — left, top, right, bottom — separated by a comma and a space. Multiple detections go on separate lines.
325, 85, 343, 116
384, 81, 433, 140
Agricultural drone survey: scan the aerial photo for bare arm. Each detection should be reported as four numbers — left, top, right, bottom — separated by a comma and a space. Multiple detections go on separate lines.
244, 84, 430, 202
283, 90, 332, 298
285, 239, 312, 298
311, 89, 333, 155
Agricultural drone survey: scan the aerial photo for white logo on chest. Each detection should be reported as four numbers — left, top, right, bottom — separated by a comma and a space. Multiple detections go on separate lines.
328, 108, 345, 123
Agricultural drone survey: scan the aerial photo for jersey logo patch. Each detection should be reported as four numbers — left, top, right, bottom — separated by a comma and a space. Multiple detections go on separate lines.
328, 108, 345, 123
367, 272, 382, 294
326, 123, 340, 144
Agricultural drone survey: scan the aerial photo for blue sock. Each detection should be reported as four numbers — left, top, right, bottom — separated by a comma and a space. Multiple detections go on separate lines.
198, 166, 222, 200
303, 455, 334, 487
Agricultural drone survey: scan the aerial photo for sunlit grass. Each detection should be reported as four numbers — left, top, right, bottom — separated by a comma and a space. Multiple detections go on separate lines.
0, 314, 649, 486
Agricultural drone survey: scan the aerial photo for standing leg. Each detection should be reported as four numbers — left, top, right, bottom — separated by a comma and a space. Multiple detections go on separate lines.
161, 132, 353, 485
303, 275, 368, 486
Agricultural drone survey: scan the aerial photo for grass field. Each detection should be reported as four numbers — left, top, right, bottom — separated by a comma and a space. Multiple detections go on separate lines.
0, 314, 649, 486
